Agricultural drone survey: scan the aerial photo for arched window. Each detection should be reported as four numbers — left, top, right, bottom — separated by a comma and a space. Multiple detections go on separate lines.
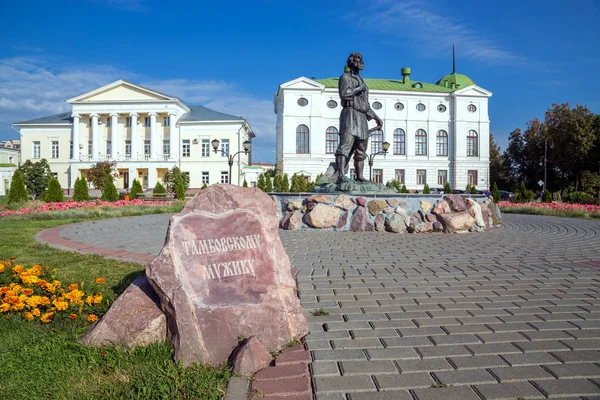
415, 129, 427, 155
371, 129, 383, 153
325, 126, 339, 154
467, 104, 477, 113
393, 128, 405, 155
467, 130, 478, 156
296, 125, 309, 154
436, 130, 448, 156
372, 101, 382, 110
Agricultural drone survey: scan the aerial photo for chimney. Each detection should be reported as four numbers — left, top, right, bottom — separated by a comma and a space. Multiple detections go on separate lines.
401, 67, 411, 85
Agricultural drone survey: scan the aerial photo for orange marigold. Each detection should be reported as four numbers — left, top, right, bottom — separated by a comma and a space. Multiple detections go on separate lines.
40, 312, 54, 323
68, 284, 78, 291
12, 265, 23, 274
87, 314, 98, 322
32, 308, 41, 317
40, 297, 50, 306
23, 312, 34, 321
92, 295, 103, 305
22, 288, 34, 296
85, 296, 94, 306
0, 304, 10, 312
69, 313, 77, 319
95, 278, 105, 285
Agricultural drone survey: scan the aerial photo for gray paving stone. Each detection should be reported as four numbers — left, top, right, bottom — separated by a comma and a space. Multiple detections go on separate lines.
434, 369, 497, 385
412, 386, 481, 400
467, 342, 522, 355
500, 352, 561, 366
566, 339, 600, 350
395, 358, 454, 373
533, 378, 600, 397
491, 365, 555, 382
313, 349, 367, 361
375, 372, 434, 389
550, 350, 600, 363
314, 375, 376, 393
431, 334, 482, 346
366, 348, 420, 360
382, 336, 433, 348
351, 329, 400, 339
312, 361, 340, 376
476, 332, 529, 343
449, 355, 509, 369
347, 391, 413, 400
545, 363, 600, 378
515, 340, 572, 353
341, 360, 398, 375
417, 345, 472, 358
333, 338, 383, 349
474, 382, 545, 399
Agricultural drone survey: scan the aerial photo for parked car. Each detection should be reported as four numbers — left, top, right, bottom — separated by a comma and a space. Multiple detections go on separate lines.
452, 189, 467, 194
498, 190, 513, 200
429, 187, 445, 194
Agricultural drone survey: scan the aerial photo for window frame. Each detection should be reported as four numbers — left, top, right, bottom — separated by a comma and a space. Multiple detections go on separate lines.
371, 129, 383, 154
467, 130, 478, 157
220, 171, 229, 184
326, 100, 337, 109
125, 117, 131, 128
297, 97, 308, 107
125, 140, 132, 156
416, 103, 426, 112
417, 169, 427, 185
144, 117, 151, 127
182, 139, 191, 157
394, 169, 405, 184
437, 170, 448, 186
325, 126, 339, 154
372, 101, 382, 110
394, 102, 404, 111
220, 139, 230, 157
163, 140, 170, 156
372, 169, 383, 184
163, 116, 170, 127
201, 139, 210, 157
468, 170, 478, 186
467, 104, 477, 113
201, 171, 209, 184
144, 140, 151, 156
415, 129, 427, 156
106, 140, 112, 156
436, 130, 448, 156
32, 141, 41, 159
51, 140, 59, 159
393, 128, 405, 155
296, 124, 310, 154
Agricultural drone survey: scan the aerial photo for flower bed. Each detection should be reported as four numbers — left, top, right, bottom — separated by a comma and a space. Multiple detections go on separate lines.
498, 201, 600, 219
0, 199, 176, 217
0, 258, 105, 324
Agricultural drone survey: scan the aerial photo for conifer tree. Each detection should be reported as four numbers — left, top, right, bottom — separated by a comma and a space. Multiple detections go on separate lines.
265, 175, 273, 192
401, 184, 408, 193
201, 183, 208, 190
443, 182, 452, 194
73, 176, 91, 201
282, 173, 290, 192
273, 174, 282, 192
175, 181, 186, 200
44, 177, 64, 202
243, 179, 248, 187
153, 181, 166, 195
256, 173, 266, 191
130, 178, 143, 199
101, 176, 118, 202
422, 183, 431, 194
7, 170, 28, 205
492, 182, 501, 203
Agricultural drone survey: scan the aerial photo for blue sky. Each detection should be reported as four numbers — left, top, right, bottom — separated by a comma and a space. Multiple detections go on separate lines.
1, 0, 599, 163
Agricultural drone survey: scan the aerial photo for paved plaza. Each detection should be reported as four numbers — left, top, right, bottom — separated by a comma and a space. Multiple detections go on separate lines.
40, 214, 600, 399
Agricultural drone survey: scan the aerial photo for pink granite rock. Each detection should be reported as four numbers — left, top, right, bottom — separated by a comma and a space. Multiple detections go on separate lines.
481, 207, 491, 229
350, 207, 374, 232
356, 197, 367, 207
433, 221, 443, 232
387, 199, 399, 208
465, 198, 485, 228
307, 194, 332, 204
374, 214, 385, 232
445, 194, 467, 212
437, 212, 475, 233
230, 336, 273, 376
337, 212, 348, 229
280, 212, 293, 229
432, 200, 451, 215
426, 214, 437, 222
305, 204, 340, 228
334, 195, 356, 211
416, 223, 433, 233
81, 276, 166, 348
146, 185, 307, 367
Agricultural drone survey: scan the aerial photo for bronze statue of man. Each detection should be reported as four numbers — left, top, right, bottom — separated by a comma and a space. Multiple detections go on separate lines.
335, 52, 383, 183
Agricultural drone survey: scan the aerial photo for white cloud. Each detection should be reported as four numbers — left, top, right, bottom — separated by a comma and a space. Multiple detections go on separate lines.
349, 0, 534, 67
0, 57, 276, 161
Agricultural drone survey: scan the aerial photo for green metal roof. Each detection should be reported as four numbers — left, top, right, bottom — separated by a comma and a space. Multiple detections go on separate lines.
435, 73, 475, 89
315, 77, 455, 93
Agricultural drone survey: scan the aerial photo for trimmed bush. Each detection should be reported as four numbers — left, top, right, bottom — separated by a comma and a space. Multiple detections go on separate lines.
73, 176, 91, 202
8, 170, 28, 205
282, 174, 290, 192
153, 181, 166, 196
273, 174, 282, 192
242, 180, 248, 187
492, 182, 501, 203
265, 175, 273, 192
175, 181, 186, 200
201, 183, 208, 190
444, 182, 452, 195
515, 181, 535, 203
101, 176, 119, 202
400, 184, 408, 193
130, 179, 144, 199
256, 174, 266, 191
423, 184, 431, 194
44, 177, 64, 202
543, 189, 553, 203
564, 191, 595, 205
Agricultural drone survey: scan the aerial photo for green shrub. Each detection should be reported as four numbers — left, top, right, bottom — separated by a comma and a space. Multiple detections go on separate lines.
307, 181, 315, 192
423, 184, 431, 194
265, 175, 273, 192
130, 179, 144, 199
282, 173, 290, 192
543, 189, 553, 203
564, 191, 595, 204
466, 184, 477, 194
7, 170, 28, 205
44, 177, 64, 202
256, 173, 266, 191
175, 181, 186, 200
73, 176, 90, 201
201, 183, 207, 190
444, 182, 452, 195
152, 181, 166, 196
101, 176, 119, 202
290, 174, 307, 192
273, 174, 282, 192
492, 182, 501, 203
401, 184, 408, 193
242, 180, 248, 187
515, 181, 535, 203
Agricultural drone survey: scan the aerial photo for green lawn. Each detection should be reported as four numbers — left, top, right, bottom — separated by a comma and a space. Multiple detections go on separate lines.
0, 196, 7, 206
0, 216, 230, 400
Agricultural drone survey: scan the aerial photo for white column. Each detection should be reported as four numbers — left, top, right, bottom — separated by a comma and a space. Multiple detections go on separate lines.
149, 112, 158, 160
169, 113, 179, 160
148, 167, 158, 189
90, 113, 99, 160
130, 113, 139, 160
110, 113, 119, 159
71, 114, 80, 160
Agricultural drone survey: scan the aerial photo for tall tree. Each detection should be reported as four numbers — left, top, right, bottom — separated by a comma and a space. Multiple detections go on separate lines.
87, 161, 117, 192
8, 170, 28, 204
19, 159, 53, 199
489, 133, 503, 188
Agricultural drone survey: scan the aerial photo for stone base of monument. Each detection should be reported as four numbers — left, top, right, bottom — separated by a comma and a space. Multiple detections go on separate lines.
276, 193, 501, 233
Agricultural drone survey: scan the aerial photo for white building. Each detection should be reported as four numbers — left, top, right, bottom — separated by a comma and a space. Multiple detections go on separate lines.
0, 145, 19, 196
275, 68, 492, 190
13, 80, 254, 191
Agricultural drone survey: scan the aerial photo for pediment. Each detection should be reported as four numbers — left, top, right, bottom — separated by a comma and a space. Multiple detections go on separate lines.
280, 77, 325, 91
67, 80, 173, 103
455, 85, 492, 97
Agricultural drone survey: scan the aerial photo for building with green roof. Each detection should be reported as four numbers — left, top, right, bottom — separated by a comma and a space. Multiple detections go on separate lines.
274, 65, 492, 191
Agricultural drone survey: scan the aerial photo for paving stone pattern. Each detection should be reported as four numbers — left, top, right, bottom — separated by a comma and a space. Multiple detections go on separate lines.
54, 213, 600, 399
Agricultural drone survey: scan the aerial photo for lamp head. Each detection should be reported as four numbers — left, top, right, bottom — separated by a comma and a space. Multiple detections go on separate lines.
211, 138, 220, 152
242, 140, 251, 153
382, 141, 390, 152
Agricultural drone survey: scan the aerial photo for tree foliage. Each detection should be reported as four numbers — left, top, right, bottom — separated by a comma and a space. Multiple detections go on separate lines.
265, 175, 273, 192
443, 182, 452, 194
290, 174, 308, 192
422, 184, 430, 194
19, 159, 52, 199
492, 182, 501, 203
8, 170, 28, 205
256, 173, 266, 192
163, 166, 190, 194
87, 161, 117, 192
282, 174, 290, 192
242, 180, 248, 188
73, 176, 91, 201
175, 181, 186, 200
153, 181, 166, 195
130, 179, 143, 199
101, 175, 118, 202
44, 177, 64, 202
273, 174, 282, 192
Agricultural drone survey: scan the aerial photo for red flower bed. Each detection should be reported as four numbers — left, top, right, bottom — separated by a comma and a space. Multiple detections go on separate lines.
0, 199, 176, 217
498, 201, 600, 214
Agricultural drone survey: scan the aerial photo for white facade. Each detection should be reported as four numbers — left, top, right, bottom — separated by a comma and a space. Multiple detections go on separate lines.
0, 146, 19, 196
14, 80, 254, 191
275, 73, 492, 191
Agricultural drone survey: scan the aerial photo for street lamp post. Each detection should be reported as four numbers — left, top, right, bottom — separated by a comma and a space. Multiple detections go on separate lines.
539, 137, 554, 194
211, 139, 252, 185
367, 141, 390, 181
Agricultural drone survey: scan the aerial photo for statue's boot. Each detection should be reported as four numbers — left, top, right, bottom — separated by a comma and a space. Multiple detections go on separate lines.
335, 155, 348, 184
355, 160, 369, 182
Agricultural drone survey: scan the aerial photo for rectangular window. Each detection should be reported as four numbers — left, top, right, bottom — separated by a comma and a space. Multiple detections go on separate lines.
144, 117, 151, 127
417, 169, 427, 185
125, 140, 132, 156
33, 141, 41, 158
163, 140, 170, 156
438, 170, 448, 185
221, 139, 229, 156
201, 139, 210, 157
106, 141, 112, 156
163, 116, 170, 127
182, 139, 190, 157
371, 130, 383, 154
221, 171, 229, 184
395, 169, 405, 184
468, 170, 478, 186
51, 141, 59, 159
88, 141, 92, 156
106, 117, 111, 127
373, 169, 383, 184
125, 117, 131, 128
144, 140, 151, 155
202, 171, 209, 184
69, 142, 73, 159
